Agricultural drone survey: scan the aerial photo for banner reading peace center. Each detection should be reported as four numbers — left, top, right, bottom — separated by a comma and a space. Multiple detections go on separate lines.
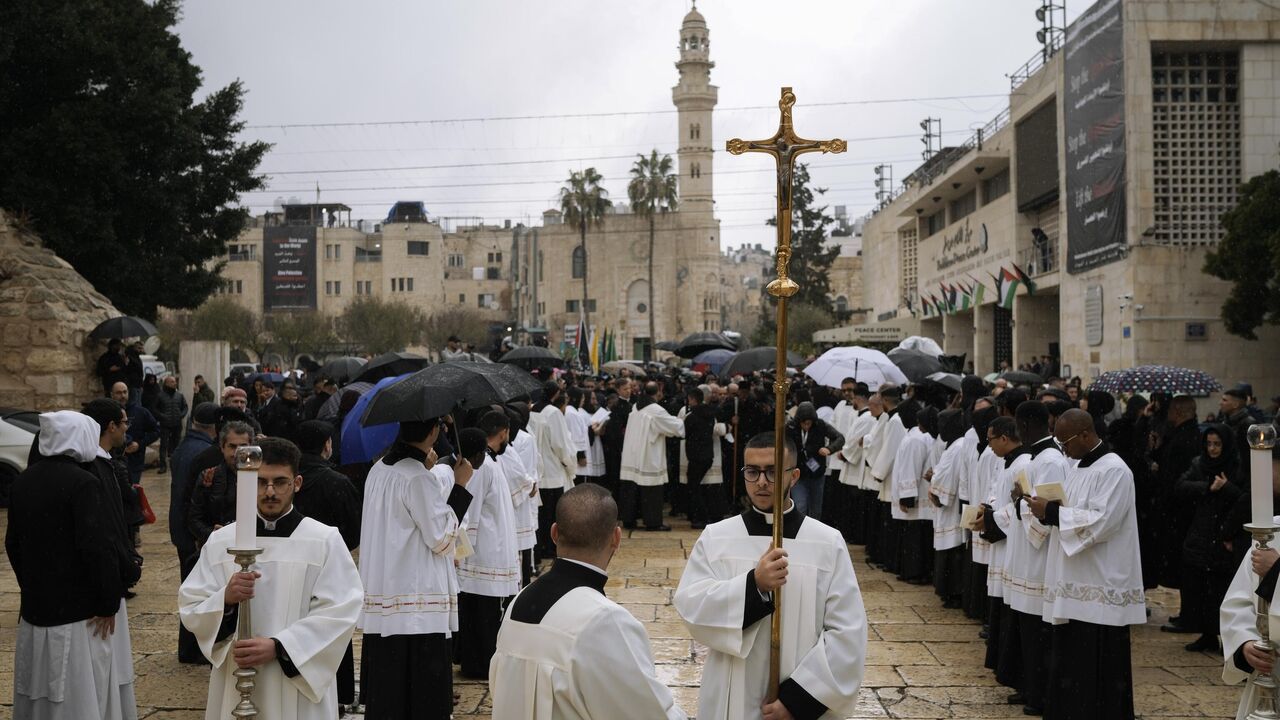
1064, 0, 1126, 273
262, 225, 318, 311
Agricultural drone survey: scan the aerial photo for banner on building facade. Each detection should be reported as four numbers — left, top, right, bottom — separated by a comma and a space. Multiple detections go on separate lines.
262, 225, 318, 311
1064, 0, 1126, 273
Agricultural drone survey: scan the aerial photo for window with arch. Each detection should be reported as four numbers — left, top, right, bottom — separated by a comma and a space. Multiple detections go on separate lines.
691, 162, 701, 179
835, 295, 849, 315
571, 245, 585, 279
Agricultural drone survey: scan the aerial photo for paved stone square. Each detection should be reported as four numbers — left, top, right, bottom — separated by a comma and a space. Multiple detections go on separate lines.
0, 471, 1236, 719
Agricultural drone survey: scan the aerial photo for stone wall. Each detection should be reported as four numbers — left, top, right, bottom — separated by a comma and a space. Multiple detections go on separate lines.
0, 210, 120, 410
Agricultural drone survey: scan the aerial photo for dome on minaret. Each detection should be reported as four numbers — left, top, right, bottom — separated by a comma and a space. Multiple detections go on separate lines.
682, 5, 706, 27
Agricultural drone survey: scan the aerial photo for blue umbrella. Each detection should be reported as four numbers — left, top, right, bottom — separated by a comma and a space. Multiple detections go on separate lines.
341, 374, 411, 464
251, 371, 286, 386
692, 348, 735, 374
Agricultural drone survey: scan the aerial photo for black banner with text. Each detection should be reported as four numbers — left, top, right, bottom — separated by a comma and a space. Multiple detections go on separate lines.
262, 225, 317, 311
1064, 0, 1126, 273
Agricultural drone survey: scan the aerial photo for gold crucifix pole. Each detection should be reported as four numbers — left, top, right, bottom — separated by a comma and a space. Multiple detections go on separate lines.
727, 87, 845, 702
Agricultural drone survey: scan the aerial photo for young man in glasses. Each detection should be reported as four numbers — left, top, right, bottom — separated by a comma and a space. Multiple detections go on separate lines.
675, 432, 867, 720
180, 437, 363, 720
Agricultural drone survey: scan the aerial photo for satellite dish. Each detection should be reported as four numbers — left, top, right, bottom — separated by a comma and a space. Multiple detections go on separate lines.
143, 336, 162, 354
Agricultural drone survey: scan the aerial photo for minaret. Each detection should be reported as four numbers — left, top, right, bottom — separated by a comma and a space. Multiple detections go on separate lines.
672, 4, 717, 217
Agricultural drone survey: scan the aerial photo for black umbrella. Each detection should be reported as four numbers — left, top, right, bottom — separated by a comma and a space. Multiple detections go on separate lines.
317, 381, 375, 421
89, 316, 159, 340
926, 371, 963, 392
353, 352, 431, 384
720, 347, 803, 378
887, 347, 943, 384
1000, 370, 1046, 386
362, 361, 541, 427
499, 346, 564, 370
655, 340, 680, 352
674, 332, 736, 359
319, 356, 368, 385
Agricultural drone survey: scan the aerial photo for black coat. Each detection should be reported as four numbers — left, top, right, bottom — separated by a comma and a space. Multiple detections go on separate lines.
5, 455, 123, 625
85, 456, 144, 590
96, 351, 129, 393
258, 397, 302, 442
151, 388, 188, 428
187, 462, 236, 546
684, 404, 718, 464
295, 453, 362, 550
1175, 453, 1242, 570
1156, 418, 1202, 585
786, 418, 844, 478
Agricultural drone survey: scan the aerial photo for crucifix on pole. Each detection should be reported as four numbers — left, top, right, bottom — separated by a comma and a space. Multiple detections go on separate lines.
726, 86, 845, 702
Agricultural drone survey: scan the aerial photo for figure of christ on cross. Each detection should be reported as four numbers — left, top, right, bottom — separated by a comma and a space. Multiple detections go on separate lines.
725, 87, 848, 705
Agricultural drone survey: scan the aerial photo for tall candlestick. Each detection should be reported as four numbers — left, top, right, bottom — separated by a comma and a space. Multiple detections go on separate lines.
1244, 423, 1278, 720
234, 445, 263, 550
1249, 424, 1278, 529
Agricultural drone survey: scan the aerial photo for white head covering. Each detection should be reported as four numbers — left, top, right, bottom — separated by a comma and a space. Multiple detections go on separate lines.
37, 411, 100, 463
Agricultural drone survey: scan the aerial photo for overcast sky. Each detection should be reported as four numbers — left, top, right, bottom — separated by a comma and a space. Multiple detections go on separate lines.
175, 0, 1084, 251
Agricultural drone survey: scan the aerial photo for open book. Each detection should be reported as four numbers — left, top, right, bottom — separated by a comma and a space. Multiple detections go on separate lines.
1014, 469, 1032, 497
1034, 482, 1068, 506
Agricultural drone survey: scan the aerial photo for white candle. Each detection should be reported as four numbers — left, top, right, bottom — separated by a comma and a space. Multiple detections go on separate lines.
1248, 424, 1278, 528
234, 468, 258, 549
233, 445, 263, 549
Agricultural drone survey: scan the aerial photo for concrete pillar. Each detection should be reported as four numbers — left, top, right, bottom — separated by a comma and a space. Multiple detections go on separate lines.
179, 341, 231, 422
974, 304, 994, 375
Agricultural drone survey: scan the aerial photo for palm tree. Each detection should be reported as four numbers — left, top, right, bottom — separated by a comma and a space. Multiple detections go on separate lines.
559, 167, 612, 339
627, 151, 679, 362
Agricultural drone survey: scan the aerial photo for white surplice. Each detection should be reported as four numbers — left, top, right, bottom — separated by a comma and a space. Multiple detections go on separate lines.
501, 433, 538, 552
13, 599, 136, 720
838, 409, 875, 488
1220, 521, 1280, 720
870, 411, 907, 501
970, 447, 1001, 564
359, 458, 463, 636
489, 566, 685, 720
565, 406, 591, 470
1040, 448, 1146, 626
180, 519, 362, 720
458, 455, 520, 598
955, 429, 978, 504
891, 427, 932, 521
674, 509, 867, 720
986, 452, 1032, 600
826, 401, 858, 476
930, 439, 970, 550
620, 402, 685, 487
992, 442, 1068, 615
584, 408, 608, 477
532, 405, 576, 490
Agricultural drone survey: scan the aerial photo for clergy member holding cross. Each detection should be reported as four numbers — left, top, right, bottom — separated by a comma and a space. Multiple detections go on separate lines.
675, 88, 866, 720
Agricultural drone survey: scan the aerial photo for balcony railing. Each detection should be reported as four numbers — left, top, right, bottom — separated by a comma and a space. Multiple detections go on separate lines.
1018, 234, 1060, 277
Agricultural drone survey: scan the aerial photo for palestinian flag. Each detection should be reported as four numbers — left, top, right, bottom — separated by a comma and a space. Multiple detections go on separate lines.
993, 267, 1021, 309
1012, 262, 1037, 295
968, 275, 987, 306
930, 293, 945, 317
958, 282, 973, 311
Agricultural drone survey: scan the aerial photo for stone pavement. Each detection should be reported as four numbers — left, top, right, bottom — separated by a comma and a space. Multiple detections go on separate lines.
0, 470, 1239, 719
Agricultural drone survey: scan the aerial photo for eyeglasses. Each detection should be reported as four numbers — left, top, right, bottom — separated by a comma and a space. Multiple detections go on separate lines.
741, 465, 796, 485
257, 478, 293, 491
1054, 432, 1081, 450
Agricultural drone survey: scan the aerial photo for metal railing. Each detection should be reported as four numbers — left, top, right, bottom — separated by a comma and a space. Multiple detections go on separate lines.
1008, 35, 1062, 92
228, 251, 256, 262
1018, 234, 1060, 277
896, 106, 1012, 198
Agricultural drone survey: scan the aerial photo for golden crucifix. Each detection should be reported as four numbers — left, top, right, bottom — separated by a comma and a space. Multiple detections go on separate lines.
727, 86, 845, 702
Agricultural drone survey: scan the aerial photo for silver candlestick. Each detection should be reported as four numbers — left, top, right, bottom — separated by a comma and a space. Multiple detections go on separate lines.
228, 547, 264, 719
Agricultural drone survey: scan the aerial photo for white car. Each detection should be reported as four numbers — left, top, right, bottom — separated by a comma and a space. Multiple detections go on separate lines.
0, 408, 39, 507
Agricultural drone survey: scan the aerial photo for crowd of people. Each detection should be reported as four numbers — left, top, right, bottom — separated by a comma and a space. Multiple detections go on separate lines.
9, 340, 1280, 720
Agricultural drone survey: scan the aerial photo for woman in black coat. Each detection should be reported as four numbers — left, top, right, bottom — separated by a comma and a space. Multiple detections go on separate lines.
786, 401, 844, 521
1174, 423, 1242, 652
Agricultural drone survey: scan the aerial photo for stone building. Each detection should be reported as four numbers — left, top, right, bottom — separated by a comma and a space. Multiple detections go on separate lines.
848, 0, 1279, 394
511, 6, 724, 359
0, 210, 120, 410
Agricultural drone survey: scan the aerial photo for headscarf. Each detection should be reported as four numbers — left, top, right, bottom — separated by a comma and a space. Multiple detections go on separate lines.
1198, 423, 1237, 478
939, 409, 967, 447
37, 411, 100, 463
